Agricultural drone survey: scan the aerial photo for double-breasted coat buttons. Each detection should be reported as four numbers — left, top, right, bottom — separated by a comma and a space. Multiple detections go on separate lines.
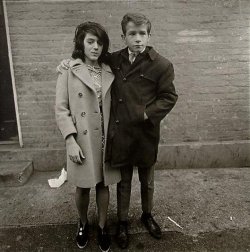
83, 130, 88, 135
81, 112, 86, 117
78, 92, 83, 97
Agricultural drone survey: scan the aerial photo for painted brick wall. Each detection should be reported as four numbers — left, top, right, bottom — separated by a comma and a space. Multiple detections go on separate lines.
5, 0, 250, 150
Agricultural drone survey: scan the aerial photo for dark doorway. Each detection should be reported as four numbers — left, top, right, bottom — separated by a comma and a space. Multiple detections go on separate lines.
0, 0, 18, 142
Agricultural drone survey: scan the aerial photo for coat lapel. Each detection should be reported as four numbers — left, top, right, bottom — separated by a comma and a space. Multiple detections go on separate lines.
70, 59, 114, 98
101, 63, 114, 99
69, 59, 96, 93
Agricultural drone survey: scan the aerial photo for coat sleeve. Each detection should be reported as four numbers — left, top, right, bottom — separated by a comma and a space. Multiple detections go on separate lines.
145, 62, 178, 126
55, 69, 77, 140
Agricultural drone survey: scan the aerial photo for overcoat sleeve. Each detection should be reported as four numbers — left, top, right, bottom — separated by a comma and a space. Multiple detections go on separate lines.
55, 69, 77, 139
145, 62, 178, 126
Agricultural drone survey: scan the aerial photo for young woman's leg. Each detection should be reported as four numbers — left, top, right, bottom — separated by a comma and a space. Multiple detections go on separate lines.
96, 182, 109, 228
75, 186, 91, 225
75, 187, 91, 249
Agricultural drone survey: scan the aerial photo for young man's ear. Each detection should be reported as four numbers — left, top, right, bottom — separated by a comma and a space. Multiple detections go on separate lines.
121, 34, 127, 45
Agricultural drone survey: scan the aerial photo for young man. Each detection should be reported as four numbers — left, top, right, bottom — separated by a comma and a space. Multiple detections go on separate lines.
57, 13, 178, 249
106, 13, 178, 249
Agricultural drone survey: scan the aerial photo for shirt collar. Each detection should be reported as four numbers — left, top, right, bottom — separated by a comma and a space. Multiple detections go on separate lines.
128, 47, 146, 55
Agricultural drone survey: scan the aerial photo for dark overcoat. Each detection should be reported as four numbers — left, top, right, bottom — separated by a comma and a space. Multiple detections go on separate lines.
106, 47, 178, 168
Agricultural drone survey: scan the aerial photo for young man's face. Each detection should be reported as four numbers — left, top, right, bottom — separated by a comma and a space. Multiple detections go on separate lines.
122, 21, 150, 53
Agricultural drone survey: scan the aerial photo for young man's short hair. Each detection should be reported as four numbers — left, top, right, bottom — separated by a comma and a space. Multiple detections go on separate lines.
121, 13, 151, 35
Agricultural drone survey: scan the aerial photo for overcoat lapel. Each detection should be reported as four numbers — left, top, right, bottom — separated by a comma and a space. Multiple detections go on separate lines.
69, 59, 96, 93
119, 48, 143, 79
69, 59, 114, 98
101, 64, 114, 99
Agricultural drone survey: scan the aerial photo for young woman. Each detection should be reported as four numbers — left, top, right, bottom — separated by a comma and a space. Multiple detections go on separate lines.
55, 22, 120, 251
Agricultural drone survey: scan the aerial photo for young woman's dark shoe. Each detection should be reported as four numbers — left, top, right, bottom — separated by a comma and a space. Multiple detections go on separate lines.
76, 220, 89, 249
97, 225, 111, 252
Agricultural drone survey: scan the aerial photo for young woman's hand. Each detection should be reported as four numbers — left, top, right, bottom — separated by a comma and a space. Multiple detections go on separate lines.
66, 135, 85, 164
56, 59, 71, 74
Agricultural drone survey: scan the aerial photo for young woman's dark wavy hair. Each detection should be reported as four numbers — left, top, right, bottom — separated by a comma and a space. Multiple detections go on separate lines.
72, 21, 110, 64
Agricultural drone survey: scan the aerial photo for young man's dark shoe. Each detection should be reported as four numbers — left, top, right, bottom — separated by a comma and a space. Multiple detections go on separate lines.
76, 220, 89, 249
97, 225, 111, 252
141, 213, 162, 239
116, 221, 129, 249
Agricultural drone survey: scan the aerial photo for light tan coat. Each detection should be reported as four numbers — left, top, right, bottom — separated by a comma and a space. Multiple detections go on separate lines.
55, 59, 121, 188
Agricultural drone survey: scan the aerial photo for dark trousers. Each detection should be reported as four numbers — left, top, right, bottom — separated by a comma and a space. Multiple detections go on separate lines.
117, 165, 155, 221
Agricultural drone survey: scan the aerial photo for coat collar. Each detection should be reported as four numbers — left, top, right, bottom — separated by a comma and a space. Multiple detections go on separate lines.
69, 58, 114, 99
101, 63, 114, 99
119, 46, 158, 61
147, 47, 158, 60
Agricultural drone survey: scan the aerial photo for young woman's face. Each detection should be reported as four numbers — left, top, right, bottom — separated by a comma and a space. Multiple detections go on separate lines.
83, 33, 103, 64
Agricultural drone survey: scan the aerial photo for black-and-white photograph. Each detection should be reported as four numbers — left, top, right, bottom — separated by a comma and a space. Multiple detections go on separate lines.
0, 0, 249, 251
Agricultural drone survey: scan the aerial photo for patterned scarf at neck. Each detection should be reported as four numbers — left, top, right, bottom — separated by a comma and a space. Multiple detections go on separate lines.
87, 64, 101, 72
87, 65, 102, 86
87, 64, 102, 105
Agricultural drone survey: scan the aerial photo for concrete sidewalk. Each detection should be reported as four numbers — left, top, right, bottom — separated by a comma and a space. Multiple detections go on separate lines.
0, 168, 250, 251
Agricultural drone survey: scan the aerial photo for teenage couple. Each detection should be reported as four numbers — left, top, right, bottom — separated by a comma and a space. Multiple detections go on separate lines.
55, 12, 178, 251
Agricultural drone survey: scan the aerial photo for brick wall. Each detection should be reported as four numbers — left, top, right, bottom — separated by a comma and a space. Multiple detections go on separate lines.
4, 0, 250, 169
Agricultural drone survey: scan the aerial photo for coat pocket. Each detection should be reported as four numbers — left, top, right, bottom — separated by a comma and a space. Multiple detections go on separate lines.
140, 73, 158, 84
87, 113, 102, 130
87, 113, 103, 150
